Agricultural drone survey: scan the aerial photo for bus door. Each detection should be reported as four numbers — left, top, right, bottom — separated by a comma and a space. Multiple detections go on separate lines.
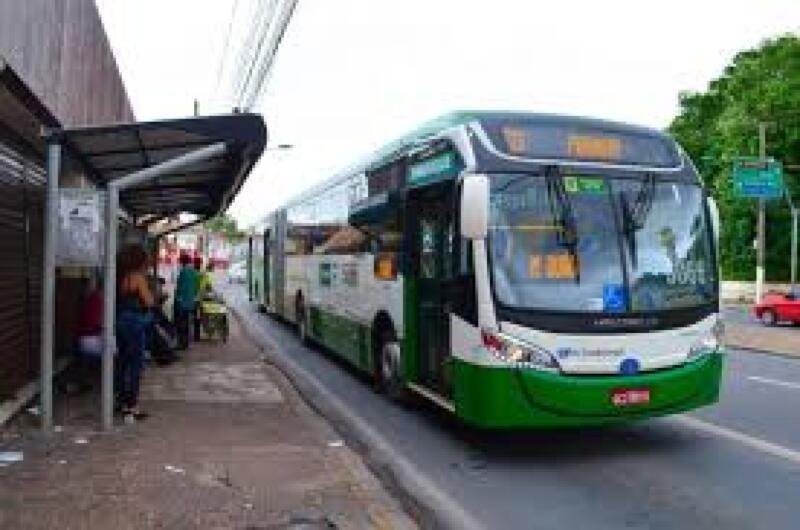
248, 236, 254, 301
274, 210, 287, 316
263, 229, 271, 307
408, 184, 454, 395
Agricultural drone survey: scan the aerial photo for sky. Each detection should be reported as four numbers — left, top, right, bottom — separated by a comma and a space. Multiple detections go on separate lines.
96, 0, 800, 226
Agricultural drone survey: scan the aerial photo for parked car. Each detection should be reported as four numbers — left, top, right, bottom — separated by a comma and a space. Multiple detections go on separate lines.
227, 262, 247, 284
752, 290, 800, 326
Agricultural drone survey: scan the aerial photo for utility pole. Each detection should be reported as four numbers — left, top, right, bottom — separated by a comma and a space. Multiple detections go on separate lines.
792, 204, 798, 290
756, 122, 767, 303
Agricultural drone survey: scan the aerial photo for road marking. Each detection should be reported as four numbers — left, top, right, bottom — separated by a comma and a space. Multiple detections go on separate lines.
677, 415, 800, 466
747, 375, 800, 391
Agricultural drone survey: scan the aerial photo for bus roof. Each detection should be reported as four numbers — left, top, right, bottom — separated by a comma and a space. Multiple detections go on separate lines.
252, 111, 673, 225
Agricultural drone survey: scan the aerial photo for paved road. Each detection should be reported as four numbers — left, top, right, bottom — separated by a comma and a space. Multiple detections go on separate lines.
224, 285, 800, 530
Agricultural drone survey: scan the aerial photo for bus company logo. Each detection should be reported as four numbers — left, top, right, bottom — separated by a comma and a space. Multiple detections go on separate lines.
556, 347, 624, 359
556, 347, 577, 360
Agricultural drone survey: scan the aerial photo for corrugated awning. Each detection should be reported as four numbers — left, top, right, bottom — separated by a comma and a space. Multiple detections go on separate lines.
50, 113, 267, 220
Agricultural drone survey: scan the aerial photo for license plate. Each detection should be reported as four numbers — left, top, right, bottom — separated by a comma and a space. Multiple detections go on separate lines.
611, 388, 651, 407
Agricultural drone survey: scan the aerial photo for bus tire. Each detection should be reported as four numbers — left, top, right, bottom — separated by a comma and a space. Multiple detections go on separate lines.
379, 338, 407, 402
296, 295, 310, 345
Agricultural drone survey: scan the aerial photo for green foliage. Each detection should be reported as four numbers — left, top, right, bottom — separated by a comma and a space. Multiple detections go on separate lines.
205, 213, 245, 242
669, 35, 800, 281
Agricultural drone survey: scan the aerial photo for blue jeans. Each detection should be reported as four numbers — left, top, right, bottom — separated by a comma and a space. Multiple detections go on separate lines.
115, 309, 151, 409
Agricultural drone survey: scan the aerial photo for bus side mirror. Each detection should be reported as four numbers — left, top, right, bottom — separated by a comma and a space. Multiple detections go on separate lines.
460, 174, 489, 240
707, 196, 720, 242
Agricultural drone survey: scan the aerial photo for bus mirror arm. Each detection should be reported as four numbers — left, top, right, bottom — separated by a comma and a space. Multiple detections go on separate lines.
459, 174, 497, 330
460, 174, 489, 240
472, 238, 498, 332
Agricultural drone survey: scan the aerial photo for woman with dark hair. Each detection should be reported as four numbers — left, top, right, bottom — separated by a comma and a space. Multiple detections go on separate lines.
116, 244, 155, 421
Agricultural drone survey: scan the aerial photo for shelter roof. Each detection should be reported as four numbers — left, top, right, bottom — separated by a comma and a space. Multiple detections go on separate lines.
50, 113, 267, 219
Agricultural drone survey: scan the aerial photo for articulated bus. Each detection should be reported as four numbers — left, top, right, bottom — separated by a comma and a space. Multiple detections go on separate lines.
248, 111, 723, 428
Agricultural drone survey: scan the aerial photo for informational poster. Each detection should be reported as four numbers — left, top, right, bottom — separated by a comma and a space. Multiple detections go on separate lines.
57, 189, 104, 266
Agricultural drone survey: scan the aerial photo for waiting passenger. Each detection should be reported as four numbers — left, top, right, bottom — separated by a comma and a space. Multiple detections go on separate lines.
116, 244, 155, 422
174, 253, 198, 349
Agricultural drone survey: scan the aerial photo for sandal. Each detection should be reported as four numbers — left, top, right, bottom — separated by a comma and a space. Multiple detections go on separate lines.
122, 408, 150, 421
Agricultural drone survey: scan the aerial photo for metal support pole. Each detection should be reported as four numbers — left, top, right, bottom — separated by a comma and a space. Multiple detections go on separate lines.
99, 142, 226, 429
792, 208, 798, 291
102, 186, 118, 430
756, 122, 767, 303
39, 141, 60, 432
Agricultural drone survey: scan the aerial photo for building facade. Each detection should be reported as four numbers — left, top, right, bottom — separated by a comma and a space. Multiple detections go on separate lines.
0, 0, 132, 399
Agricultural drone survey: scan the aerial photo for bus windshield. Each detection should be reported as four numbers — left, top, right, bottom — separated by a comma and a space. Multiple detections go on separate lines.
488, 173, 716, 313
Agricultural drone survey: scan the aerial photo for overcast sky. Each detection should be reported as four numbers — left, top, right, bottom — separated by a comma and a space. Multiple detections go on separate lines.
96, 0, 800, 226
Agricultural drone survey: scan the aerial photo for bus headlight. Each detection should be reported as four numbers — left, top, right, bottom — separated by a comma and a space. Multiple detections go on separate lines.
688, 319, 724, 361
481, 330, 559, 371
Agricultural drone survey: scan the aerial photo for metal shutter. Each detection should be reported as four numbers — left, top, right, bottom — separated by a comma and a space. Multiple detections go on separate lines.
0, 142, 44, 399
25, 159, 45, 379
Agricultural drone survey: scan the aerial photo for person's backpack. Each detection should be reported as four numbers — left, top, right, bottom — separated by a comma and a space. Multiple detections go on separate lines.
150, 308, 178, 365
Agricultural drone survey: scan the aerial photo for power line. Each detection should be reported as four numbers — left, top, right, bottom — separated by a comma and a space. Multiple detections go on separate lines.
229, 0, 272, 107
240, 0, 299, 109
214, 0, 240, 96
235, 0, 277, 107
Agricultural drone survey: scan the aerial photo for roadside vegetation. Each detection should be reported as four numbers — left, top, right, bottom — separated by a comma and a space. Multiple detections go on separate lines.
669, 35, 800, 280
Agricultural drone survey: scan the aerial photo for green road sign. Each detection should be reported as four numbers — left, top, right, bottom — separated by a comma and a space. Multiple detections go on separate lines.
733, 157, 784, 199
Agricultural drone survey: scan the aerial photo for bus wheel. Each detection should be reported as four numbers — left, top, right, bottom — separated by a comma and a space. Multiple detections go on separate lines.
380, 340, 406, 402
296, 297, 310, 345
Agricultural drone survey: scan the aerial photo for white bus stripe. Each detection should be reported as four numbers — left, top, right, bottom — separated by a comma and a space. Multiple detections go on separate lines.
677, 415, 800, 466
747, 375, 800, 391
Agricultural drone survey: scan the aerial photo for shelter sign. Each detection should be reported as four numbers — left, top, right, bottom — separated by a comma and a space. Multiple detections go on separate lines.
733, 157, 783, 199
57, 189, 104, 266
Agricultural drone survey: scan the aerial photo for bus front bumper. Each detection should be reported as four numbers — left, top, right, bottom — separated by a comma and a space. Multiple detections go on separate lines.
452, 351, 724, 429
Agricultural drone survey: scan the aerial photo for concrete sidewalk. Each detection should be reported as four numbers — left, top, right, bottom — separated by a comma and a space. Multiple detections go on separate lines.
724, 324, 800, 358
722, 304, 800, 358
0, 310, 416, 529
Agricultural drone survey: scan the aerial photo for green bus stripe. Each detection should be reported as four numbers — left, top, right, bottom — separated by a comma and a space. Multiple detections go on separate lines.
309, 305, 372, 373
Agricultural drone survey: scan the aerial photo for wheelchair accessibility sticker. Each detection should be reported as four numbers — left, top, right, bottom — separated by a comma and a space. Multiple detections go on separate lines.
603, 283, 626, 313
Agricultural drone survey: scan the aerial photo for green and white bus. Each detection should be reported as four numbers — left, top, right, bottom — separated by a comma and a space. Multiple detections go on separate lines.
248, 111, 723, 428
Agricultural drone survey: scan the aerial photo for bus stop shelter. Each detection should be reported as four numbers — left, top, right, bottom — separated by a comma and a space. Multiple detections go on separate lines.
41, 113, 267, 431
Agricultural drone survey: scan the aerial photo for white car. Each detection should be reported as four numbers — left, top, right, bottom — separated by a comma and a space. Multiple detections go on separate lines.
227, 262, 247, 284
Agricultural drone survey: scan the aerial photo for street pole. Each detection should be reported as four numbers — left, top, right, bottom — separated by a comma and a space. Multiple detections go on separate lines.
40, 140, 60, 432
756, 122, 767, 303
792, 208, 798, 290
102, 186, 118, 431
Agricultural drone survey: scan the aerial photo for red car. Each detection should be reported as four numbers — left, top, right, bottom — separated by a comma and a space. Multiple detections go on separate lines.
753, 291, 800, 326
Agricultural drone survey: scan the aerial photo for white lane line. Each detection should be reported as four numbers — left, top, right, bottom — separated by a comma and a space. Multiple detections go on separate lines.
677, 415, 800, 466
747, 375, 800, 391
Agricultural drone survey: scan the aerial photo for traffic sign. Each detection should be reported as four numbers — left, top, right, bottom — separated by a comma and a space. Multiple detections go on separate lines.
733, 157, 784, 199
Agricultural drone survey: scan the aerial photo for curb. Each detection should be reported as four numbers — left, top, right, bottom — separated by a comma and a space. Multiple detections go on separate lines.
226, 294, 482, 530
724, 342, 800, 362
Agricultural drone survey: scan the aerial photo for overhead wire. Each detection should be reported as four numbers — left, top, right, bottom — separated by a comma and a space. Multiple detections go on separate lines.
235, 0, 277, 108
240, 0, 299, 110
214, 0, 240, 98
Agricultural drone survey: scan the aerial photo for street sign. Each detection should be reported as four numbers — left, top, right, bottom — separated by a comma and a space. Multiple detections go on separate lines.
733, 157, 784, 199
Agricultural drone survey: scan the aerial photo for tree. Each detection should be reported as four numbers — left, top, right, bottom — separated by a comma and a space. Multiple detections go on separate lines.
205, 213, 245, 242
669, 35, 800, 280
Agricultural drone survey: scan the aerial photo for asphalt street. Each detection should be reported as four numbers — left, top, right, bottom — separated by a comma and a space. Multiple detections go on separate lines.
224, 284, 800, 530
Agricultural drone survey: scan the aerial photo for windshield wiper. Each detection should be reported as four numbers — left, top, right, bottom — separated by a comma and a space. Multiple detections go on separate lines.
544, 166, 580, 283
619, 172, 656, 267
